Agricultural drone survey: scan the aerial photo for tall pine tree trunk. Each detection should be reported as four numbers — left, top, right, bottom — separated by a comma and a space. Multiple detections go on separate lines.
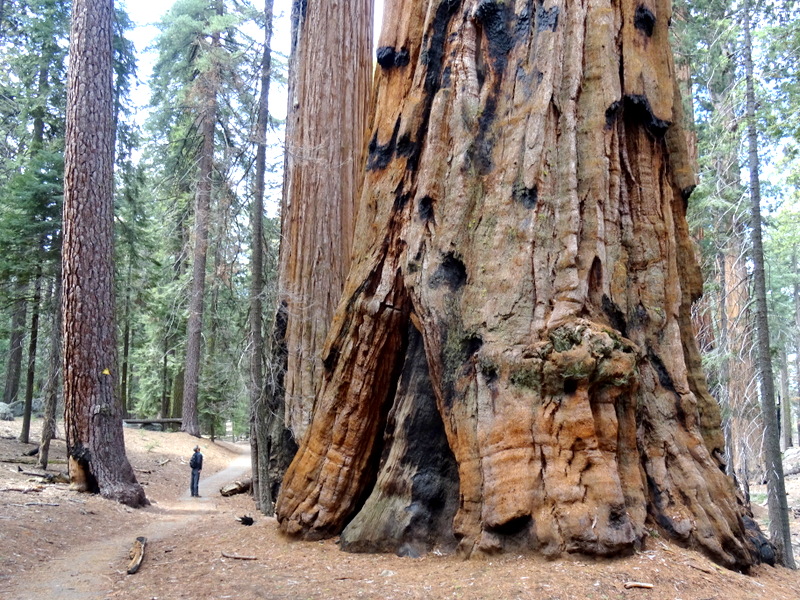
182, 0, 222, 437
250, 0, 274, 512
277, 0, 765, 570
742, 0, 794, 568
62, 0, 146, 507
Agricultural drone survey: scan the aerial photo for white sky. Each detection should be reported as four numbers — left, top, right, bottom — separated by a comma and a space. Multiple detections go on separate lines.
118, 0, 385, 215
121, 0, 385, 117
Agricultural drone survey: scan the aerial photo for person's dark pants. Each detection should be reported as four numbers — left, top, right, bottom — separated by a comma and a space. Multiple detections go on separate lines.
191, 468, 201, 496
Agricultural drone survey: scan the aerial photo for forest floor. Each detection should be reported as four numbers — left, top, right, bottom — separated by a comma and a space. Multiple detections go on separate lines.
1, 419, 800, 600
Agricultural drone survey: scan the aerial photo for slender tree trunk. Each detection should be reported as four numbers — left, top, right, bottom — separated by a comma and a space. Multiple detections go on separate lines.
181, 0, 222, 437
250, 0, 274, 512
161, 342, 170, 419
171, 368, 184, 419
19, 274, 42, 444
62, 0, 146, 508
742, 0, 794, 568
780, 353, 792, 449
119, 263, 132, 418
717, 251, 734, 474
38, 275, 62, 470
3, 284, 27, 407
277, 0, 766, 570
794, 247, 800, 447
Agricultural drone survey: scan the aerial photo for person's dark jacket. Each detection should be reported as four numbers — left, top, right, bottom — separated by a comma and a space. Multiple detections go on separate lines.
190, 451, 203, 470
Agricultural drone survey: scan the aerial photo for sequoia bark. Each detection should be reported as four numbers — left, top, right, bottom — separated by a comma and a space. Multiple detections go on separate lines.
277, 0, 374, 439
257, 0, 373, 513
277, 0, 764, 570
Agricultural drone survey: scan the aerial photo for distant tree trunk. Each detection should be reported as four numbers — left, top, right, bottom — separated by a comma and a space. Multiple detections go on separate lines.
3, 284, 27, 406
38, 275, 61, 470
119, 263, 132, 418
780, 352, 792, 450
181, 0, 222, 438
62, 0, 146, 508
716, 250, 734, 474
795, 248, 800, 446
250, 0, 274, 512
277, 0, 765, 570
742, 0, 794, 568
160, 342, 170, 418
171, 367, 184, 419
19, 274, 42, 444
720, 242, 762, 484
276, 0, 374, 439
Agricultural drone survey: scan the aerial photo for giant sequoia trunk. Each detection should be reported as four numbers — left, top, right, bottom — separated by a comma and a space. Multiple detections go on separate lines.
256, 0, 373, 513
277, 0, 764, 570
277, 0, 373, 439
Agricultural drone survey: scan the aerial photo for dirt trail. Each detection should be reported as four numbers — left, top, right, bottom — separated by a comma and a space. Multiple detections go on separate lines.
4, 423, 800, 600
3, 449, 251, 600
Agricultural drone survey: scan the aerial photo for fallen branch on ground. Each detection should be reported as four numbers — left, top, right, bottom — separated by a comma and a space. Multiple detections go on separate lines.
1, 486, 43, 493
221, 552, 257, 560
127, 536, 147, 574
20, 469, 48, 477
25, 502, 59, 507
157, 458, 170, 466
19, 470, 69, 484
623, 582, 654, 589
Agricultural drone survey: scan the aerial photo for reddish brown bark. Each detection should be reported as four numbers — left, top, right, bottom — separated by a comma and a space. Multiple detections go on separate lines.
277, 0, 765, 570
62, 0, 146, 508
277, 0, 374, 438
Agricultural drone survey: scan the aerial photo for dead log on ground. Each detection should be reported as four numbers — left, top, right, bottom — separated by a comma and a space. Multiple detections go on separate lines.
220, 478, 252, 497
221, 552, 257, 560
127, 536, 147, 574
20, 470, 69, 484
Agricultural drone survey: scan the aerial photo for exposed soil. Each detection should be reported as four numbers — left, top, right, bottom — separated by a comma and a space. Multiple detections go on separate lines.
2, 418, 800, 600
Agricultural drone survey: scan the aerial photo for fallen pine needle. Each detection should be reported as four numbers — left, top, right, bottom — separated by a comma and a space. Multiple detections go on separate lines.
221, 552, 257, 560
624, 581, 654, 589
687, 562, 714, 574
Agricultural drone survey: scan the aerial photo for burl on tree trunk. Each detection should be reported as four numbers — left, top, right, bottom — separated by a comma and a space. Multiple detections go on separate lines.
276, 0, 767, 569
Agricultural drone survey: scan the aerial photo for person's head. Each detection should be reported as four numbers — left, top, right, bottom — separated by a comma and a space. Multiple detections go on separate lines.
194, 445, 200, 452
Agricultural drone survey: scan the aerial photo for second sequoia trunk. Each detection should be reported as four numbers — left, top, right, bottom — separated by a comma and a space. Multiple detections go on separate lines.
276, 0, 765, 570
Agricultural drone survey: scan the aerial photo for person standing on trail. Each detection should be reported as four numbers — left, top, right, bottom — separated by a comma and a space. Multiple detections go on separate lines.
190, 445, 203, 497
